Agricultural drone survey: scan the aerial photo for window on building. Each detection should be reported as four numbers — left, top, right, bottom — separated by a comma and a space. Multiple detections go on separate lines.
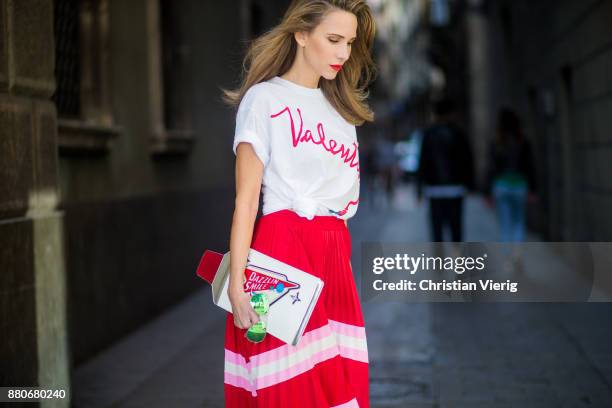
53, 0, 121, 154
150, 0, 195, 155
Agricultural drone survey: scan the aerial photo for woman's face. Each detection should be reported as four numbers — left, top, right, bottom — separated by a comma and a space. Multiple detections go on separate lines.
299, 9, 358, 80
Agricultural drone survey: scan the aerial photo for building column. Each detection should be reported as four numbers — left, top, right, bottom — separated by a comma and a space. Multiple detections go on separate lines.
0, 0, 70, 406
465, 0, 493, 190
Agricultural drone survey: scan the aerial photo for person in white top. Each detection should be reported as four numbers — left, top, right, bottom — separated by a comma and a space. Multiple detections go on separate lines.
219, 1, 377, 407
233, 75, 361, 220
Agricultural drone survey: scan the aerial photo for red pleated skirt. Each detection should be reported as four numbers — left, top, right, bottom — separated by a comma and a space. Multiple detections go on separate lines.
224, 209, 369, 407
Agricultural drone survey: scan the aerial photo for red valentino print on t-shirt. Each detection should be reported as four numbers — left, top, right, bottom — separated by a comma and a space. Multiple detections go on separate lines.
270, 105, 360, 177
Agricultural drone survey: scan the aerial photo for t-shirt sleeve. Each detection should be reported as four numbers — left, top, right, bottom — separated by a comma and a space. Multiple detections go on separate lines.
233, 90, 270, 167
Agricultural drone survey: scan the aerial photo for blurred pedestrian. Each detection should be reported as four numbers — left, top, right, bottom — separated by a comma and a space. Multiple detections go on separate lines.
416, 98, 475, 242
485, 107, 538, 243
373, 132, 399, 208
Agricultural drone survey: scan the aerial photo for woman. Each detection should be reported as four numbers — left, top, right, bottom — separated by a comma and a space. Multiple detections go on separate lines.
485, 108, 537, 243
220, 1, 376, 407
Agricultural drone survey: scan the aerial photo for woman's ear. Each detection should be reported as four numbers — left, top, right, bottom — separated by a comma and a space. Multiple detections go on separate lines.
294, 31, 307, 48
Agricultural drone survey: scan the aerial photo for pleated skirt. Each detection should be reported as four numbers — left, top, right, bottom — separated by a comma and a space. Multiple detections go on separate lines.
224, 209, 369, 407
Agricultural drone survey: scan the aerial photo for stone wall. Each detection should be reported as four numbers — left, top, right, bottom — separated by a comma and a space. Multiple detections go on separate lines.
59, 0, 244, 365
59, 0, 291, 366
0, 0, 70, 406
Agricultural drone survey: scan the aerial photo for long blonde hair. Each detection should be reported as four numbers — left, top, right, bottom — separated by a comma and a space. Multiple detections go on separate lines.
221, 0, 377, 126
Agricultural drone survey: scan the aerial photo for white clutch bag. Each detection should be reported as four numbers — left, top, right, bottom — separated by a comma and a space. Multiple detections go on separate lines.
196, 248, 324, 346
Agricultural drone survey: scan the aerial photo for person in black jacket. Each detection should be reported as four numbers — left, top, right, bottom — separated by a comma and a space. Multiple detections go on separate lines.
485, 107, 538, 242
416, 98, 475, 242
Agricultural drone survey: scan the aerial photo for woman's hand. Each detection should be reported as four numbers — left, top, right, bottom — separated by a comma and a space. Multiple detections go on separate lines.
228, 283, 259, 330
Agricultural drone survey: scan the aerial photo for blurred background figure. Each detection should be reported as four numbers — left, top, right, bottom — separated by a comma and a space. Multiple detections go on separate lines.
371, 122, 400, 209
485, 107, 538, 243
395, 127, 423, 184
416, 98, 474, 242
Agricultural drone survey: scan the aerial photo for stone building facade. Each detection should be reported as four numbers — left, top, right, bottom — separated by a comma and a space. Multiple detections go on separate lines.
1, 0, 289, 403
1, 0, 70, 402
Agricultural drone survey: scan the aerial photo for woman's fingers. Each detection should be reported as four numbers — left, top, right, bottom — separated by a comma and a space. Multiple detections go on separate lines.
232, 314, 241, 329
231, 293, 263, 329
244, 308, 258, 327
233, 309, 246, 329
233, 307, 259, 329
239, 311, 250, 329
249, 309, 260, 325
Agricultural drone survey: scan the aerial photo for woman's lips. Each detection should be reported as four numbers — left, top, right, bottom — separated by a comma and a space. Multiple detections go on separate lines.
330, 64, 342, 72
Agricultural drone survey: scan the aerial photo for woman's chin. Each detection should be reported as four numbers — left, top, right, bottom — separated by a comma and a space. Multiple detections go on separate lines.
322, 70, 339, 80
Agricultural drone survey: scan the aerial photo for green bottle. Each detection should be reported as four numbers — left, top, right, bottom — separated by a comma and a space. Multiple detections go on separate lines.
246, 292, 269, 343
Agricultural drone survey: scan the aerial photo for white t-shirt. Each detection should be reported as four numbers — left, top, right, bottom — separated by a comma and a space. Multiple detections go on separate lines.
232, 75, 360, 220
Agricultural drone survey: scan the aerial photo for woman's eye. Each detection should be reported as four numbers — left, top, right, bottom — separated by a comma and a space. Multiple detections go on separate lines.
329, 38, 353, 47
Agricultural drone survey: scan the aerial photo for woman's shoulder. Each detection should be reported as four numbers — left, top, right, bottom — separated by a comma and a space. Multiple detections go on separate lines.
244, 78, 283, 100
237, 81, 276, 113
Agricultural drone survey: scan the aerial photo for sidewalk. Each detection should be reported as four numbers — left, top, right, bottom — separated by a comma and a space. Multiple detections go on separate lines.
72, 288, 225, 407
72, 183, 612, 407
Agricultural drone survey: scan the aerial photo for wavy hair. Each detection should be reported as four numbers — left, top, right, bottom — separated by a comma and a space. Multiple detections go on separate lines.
221, 0, 377, 125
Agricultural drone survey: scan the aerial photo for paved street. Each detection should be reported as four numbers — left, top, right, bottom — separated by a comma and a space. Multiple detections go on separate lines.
73, 184, 612, 407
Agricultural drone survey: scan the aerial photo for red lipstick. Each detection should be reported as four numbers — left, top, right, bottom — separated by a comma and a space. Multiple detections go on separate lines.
330, 64, 342, 72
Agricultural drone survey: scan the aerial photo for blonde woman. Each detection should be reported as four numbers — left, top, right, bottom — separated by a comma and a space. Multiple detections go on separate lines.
221, 1, 376, 406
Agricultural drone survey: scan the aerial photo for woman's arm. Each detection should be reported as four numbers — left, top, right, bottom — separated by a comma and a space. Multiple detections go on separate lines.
228, 142, 264, 329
